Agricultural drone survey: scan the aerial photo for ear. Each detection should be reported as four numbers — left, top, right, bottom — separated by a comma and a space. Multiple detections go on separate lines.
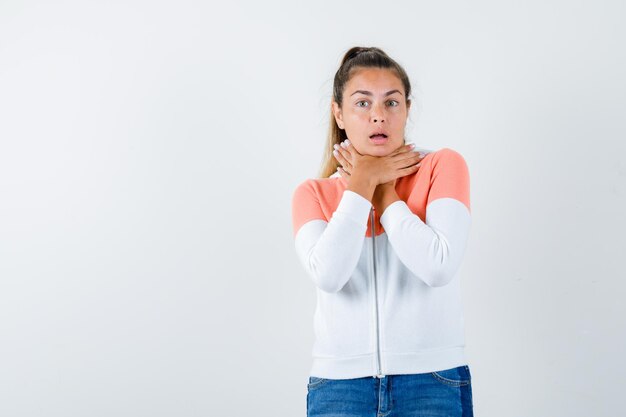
406, 99, 411, 113
331, 100, 344, 129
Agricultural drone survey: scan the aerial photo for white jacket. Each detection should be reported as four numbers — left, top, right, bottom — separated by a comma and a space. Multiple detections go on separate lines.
291, 147, 472, 379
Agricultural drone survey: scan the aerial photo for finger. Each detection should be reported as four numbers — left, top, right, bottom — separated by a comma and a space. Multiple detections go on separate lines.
399, 161, 422, 174
337, 166, 351, 179
337, 159, 352, 175
339, 140, 357, 172
395, 152, 424, 170
333, 143, 354, 172
394, 150, 426, 165
332, 145, 348, 166
389, 142, 416, 156
340, 139, 362, 156
389, 165, 421, 182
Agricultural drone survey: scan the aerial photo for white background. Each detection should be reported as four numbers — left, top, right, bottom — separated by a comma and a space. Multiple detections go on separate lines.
1, 1, 624, 416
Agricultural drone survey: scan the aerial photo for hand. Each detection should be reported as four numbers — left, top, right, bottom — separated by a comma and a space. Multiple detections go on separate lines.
372, 177, 400, 214
333, 139, 426, 185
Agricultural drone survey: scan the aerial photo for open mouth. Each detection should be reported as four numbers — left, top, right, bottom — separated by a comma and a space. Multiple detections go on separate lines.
370, 134, 388, 144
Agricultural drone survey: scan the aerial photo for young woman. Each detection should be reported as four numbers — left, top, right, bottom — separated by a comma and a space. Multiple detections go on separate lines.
291, 46, 474, 416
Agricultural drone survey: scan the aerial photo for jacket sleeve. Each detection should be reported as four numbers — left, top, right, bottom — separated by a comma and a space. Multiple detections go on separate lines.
291, 181, 372, 293
379, 148, 472, 287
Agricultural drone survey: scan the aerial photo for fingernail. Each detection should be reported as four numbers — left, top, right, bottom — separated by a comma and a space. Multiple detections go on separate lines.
407, 142, 415, 148
340, 142, 347, 148
334, 144, 339, 150
333, 150, 339, 156
345, 139, 351, 145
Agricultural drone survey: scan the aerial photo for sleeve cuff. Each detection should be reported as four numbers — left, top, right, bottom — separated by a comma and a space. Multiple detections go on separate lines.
380, 200, 425, 233
334, 190, 373, 225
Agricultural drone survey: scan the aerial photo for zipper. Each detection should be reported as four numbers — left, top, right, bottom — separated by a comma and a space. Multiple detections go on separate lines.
370, 206, 385, 378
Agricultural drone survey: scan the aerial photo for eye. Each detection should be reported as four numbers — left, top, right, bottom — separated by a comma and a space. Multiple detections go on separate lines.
356, 100, 369, 107
388, 100, 399, 107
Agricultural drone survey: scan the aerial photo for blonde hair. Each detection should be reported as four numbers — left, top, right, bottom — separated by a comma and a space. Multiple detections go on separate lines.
318, 46, 413, 178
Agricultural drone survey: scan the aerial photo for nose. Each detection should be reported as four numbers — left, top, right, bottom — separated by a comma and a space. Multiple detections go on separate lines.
371, 102, 385, 123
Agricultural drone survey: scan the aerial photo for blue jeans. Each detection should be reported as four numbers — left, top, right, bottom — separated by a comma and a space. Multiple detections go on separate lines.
307, 365, 474, 416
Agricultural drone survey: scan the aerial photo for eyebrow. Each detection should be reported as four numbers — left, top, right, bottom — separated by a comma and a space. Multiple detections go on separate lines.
350, 89, 403, 97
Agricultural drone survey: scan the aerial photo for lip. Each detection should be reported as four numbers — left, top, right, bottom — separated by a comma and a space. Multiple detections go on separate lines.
369, 135, 389, 145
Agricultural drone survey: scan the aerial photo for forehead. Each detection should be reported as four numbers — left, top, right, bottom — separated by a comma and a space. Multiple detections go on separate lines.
345, 67, 404, 94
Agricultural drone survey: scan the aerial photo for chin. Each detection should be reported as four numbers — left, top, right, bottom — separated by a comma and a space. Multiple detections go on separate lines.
367, 147, 391, 156
368, 142, 401, 156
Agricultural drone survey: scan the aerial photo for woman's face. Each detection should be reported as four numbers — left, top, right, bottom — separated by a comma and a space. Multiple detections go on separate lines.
332, 67, 410, 157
